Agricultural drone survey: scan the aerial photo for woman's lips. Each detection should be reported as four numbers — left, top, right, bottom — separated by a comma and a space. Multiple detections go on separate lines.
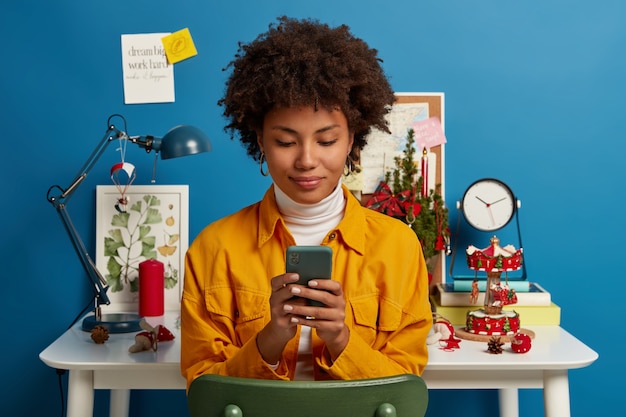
291, 177, 322, 189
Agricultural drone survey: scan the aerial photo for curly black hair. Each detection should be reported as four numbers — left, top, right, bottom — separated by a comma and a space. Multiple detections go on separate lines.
218, 16, 396, 162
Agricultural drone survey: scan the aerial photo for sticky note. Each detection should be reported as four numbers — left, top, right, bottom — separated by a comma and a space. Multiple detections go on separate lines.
161, 28, 198, 64
411, 117, 447, 150
342, 164, 364, 191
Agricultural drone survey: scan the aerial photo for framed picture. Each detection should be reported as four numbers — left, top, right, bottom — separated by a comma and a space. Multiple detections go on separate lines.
95, 184, 189, 313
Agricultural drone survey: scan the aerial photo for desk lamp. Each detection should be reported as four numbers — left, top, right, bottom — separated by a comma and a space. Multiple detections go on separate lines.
46, 114, 211, 333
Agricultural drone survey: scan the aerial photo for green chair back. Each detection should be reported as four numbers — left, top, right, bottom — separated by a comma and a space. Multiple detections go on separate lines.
187, 373, 428, 417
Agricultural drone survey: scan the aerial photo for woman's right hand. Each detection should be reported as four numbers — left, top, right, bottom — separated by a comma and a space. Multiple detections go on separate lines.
256, 272, 302, 364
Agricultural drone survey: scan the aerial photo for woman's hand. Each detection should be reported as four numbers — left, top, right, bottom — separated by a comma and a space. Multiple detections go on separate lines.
256, 272, 302, 364
286, 278, 350, 361
257, 274, 350, 364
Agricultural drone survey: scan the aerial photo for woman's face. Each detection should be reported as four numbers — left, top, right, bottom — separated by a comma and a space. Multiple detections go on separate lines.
258, 106, 354, 205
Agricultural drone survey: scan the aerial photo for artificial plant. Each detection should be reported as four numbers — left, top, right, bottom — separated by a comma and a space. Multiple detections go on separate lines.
366, 128, 449, 260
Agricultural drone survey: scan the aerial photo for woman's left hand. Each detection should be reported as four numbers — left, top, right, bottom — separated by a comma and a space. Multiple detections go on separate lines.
285, 279, 350, 360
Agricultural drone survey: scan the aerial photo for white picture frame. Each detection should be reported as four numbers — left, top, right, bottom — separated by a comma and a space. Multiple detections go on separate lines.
95, 184, 189, 313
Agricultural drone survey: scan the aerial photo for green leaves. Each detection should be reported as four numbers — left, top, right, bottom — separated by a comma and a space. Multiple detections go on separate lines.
382, 129, 449, 261
102, 194, 179, 293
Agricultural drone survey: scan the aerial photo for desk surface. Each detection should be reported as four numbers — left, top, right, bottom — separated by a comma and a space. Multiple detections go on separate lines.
40, 311, 598, 380
40, 312, 599, 417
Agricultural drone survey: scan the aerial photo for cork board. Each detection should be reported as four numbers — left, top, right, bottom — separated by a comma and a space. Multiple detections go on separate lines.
394, 93, 444, 188
360, 92, 445, 202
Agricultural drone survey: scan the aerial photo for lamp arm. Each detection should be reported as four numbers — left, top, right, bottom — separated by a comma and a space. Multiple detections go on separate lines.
46, 124, 127, 316
55, 200, 110, 312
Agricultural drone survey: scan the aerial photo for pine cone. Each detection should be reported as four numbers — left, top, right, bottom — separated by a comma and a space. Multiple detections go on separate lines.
90, 325, 110, 344
487, 336, 504, 354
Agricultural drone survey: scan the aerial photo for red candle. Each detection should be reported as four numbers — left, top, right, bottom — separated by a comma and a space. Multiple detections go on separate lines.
421, 147, 428, 198
139, 259, 164, 316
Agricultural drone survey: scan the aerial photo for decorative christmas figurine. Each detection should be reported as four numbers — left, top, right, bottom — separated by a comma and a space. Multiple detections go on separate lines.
511, 332, 532, 353
466, 236, 522, 313
129, 319, 175, 353
458, 236, 524, 339
470, 278, 479, 304
426, 315, 461, 351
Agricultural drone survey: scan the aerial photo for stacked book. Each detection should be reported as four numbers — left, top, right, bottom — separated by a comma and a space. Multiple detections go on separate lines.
432, 282, 560, 326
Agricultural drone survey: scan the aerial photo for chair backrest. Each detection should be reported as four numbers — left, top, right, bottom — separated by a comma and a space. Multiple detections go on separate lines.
187, 373, 428, 417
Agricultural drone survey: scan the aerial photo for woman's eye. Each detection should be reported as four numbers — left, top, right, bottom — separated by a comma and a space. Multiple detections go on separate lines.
319, 139, 338, 147
276, 140, 294, 147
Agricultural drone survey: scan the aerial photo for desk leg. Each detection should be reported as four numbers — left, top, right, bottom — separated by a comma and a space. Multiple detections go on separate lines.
67, 370, 94, 417
110, 389, 131, 417
543, 370, 570, 417
498, 388, 519, 417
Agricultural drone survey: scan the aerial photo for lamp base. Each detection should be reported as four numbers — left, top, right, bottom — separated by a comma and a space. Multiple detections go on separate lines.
82, 313, 143, 333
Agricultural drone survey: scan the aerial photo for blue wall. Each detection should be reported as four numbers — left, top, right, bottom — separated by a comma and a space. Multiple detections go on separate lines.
2, 1, 622, 416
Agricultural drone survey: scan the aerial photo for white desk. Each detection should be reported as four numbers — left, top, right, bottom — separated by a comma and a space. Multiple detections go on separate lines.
40, 312, 598, 417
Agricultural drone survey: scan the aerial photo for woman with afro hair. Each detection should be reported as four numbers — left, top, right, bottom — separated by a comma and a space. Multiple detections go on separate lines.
181, 16, 432, 388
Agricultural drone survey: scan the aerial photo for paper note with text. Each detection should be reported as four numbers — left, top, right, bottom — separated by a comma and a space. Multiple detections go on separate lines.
121, 33, 174, 104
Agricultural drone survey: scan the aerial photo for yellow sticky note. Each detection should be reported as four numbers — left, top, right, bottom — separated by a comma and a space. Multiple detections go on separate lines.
342, 164, 363, 191
162, 28, 198, 64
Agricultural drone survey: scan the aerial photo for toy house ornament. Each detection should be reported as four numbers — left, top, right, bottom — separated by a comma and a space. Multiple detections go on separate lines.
466, 235, 522, 314
456, 236, 534, 342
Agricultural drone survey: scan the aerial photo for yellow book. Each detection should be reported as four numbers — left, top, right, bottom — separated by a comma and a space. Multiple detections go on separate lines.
430, 297, 561, 326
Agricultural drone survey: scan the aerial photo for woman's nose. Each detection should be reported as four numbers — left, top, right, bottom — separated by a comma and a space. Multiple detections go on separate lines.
294, 145, 317, 169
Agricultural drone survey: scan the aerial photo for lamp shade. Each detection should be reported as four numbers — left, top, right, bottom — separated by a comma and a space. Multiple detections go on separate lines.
156, 125, 212, 160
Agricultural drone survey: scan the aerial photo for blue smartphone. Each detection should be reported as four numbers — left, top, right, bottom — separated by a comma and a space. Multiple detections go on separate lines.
285, 246, 332, 307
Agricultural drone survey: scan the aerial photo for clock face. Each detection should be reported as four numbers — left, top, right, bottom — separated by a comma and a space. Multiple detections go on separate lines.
461, 179, 516, 231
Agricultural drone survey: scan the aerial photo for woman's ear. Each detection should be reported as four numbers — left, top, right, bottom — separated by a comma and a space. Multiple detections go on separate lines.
347, 132, 355, 156
256, 131, 264, 154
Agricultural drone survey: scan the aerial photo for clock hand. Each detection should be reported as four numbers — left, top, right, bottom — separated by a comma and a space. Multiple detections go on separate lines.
489, 197, 507, 205
487, 206, 495, 226
475, 195, 496, 225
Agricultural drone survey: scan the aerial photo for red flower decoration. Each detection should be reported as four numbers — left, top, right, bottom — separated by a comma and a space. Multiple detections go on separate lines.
365, 182, 413, 218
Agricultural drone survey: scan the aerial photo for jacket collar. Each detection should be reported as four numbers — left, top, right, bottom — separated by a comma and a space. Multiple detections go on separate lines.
257, 184, 365, 255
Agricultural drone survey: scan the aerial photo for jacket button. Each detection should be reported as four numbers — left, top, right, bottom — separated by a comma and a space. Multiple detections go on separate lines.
329, 233, 336, 240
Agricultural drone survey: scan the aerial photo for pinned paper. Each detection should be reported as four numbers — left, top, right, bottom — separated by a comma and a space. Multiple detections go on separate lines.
121, 33, 174, 104
342, 165, 363, 192
162, 28, 198, 64
411, 117, 447, 150
359, 102, 429, 194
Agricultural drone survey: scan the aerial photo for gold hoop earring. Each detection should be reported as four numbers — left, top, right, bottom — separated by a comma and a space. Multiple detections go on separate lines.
344, 156, 354, 176
259, 153, 269, 177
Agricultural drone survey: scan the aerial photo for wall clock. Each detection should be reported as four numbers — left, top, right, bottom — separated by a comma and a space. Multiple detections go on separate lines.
459, 178, 519, 232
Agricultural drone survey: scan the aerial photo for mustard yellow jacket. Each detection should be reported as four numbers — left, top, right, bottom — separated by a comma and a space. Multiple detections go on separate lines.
181, 185, 432, 389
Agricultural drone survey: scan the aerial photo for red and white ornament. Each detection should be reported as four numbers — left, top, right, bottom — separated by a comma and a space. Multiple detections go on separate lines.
511, 332, 532, 353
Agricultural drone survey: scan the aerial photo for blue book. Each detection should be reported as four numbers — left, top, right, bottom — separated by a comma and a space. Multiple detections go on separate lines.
438, 282, 551, 306
451, 279, 530, 292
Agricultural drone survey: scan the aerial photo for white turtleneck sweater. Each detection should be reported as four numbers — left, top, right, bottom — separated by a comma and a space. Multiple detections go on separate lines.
274, 180, 346, 380
274, 180, 346, 246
